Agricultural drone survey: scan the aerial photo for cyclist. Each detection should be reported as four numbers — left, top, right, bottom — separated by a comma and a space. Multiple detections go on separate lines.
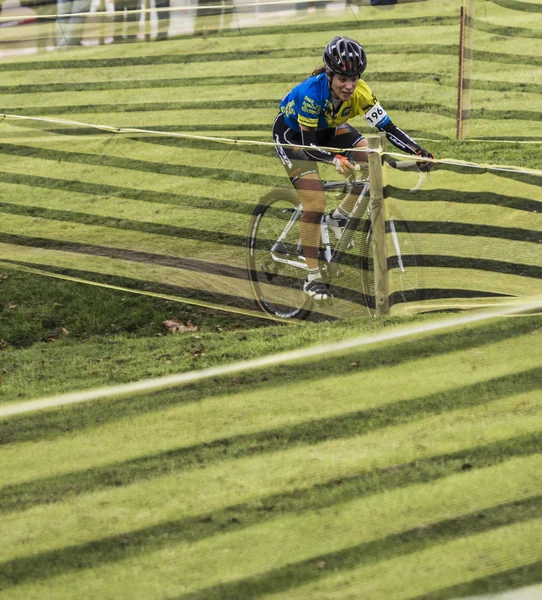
273, 36, 434, 302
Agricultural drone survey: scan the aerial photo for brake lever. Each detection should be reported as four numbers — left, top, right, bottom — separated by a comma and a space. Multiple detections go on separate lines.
385, 158, 430, 193
410, 170, 427, 193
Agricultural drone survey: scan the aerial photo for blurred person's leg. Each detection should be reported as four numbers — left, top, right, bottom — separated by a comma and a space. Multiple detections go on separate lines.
56, 0, 72, 46
124, 0, 140, 40
195, 0, 218, 33
155, 0, 169, 39
103, 0, 115, 42
114, 0, 128, 40
63, 0, 91, 45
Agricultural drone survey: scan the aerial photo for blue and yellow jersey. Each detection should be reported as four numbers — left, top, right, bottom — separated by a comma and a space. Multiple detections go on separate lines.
279, 72, 391, 131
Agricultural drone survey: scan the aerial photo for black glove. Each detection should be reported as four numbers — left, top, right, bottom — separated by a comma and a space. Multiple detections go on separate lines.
415, 148, 434, 172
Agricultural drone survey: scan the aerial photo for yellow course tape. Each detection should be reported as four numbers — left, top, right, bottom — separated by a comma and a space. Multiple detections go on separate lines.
2, 113, 541, 177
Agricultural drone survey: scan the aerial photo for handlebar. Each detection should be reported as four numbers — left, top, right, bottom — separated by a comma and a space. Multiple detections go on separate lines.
351, 158, 429, 193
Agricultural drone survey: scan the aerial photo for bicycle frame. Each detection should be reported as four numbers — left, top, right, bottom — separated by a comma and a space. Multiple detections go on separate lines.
266, 160, 426, 279
268, 173, 371, 275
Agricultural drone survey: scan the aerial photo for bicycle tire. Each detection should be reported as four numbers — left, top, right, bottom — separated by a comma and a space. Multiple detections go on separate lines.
360, 212, 425, 315
247, 187, 313, 320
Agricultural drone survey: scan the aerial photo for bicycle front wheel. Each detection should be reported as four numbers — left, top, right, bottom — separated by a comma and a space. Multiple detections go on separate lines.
360, 213, 425, 315
247, 188, 312, 320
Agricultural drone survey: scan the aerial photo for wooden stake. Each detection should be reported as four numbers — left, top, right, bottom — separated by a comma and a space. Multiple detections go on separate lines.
368, 135, 389, 316
456, 5, 465, 140
457, 0, 475, 139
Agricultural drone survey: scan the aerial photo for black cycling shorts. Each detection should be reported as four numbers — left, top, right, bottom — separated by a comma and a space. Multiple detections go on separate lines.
272, 113, 365, 183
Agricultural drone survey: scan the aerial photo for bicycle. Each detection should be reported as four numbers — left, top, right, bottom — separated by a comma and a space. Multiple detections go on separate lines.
247, 158, 428, 320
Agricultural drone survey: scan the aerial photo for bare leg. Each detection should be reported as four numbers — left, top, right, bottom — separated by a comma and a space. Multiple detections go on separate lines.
294, 173, 326, 271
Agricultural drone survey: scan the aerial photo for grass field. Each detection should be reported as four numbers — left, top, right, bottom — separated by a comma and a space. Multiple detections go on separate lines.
1, 312, 542, 598
1, 0, 542, 597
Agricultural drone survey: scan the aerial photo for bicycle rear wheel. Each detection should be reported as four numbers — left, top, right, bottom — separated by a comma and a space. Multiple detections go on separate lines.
360, 212, 425, 315
247, 188, 312, 320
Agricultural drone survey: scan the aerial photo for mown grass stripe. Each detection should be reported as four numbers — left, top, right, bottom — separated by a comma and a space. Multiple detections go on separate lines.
1, 315, 537, 445
412, 221, 541, 244
0, 74, 308, 94
2, 456, 540, 599
0, 233, 247, 281
0, 48, 310, 71
180, 504, 542, 600
0, 73, 453, 95
1, 393, 541, 565
416, 560, 542, 600
427, 280, 538, 303
414, 268, 540, 298
421, 256, 542, 280
1, 44, 539, 76
3, 74, 541, 96
491, 169, 542, 188
395, 231, 542, 267
397, 290, 509, 305
0, 172, 250, 214
466, 79, 542, 95
0, 143, 282, 188
487, 0, 542, 11
258, 516, 542, 600
1, 229, 541, 292
464, 48, 542, 65
1, 365, 540, 513
0, 435, 540, 592
2, 201, 538, 250
387, 187, 542, 213
4, 100, 541, 123
472, 18, 542, 39
0, 204, 248, 248
5, 179, 254, 233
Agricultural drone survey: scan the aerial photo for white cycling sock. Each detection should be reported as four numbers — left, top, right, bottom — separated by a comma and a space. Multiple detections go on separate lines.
332, 206, 349, 220
307, 268, 321, 282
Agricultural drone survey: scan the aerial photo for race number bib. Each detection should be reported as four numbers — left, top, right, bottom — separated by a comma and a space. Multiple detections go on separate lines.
363, 103, 388, 127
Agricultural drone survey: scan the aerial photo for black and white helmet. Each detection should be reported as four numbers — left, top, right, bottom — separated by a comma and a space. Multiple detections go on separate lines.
323, 36, 367, 77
